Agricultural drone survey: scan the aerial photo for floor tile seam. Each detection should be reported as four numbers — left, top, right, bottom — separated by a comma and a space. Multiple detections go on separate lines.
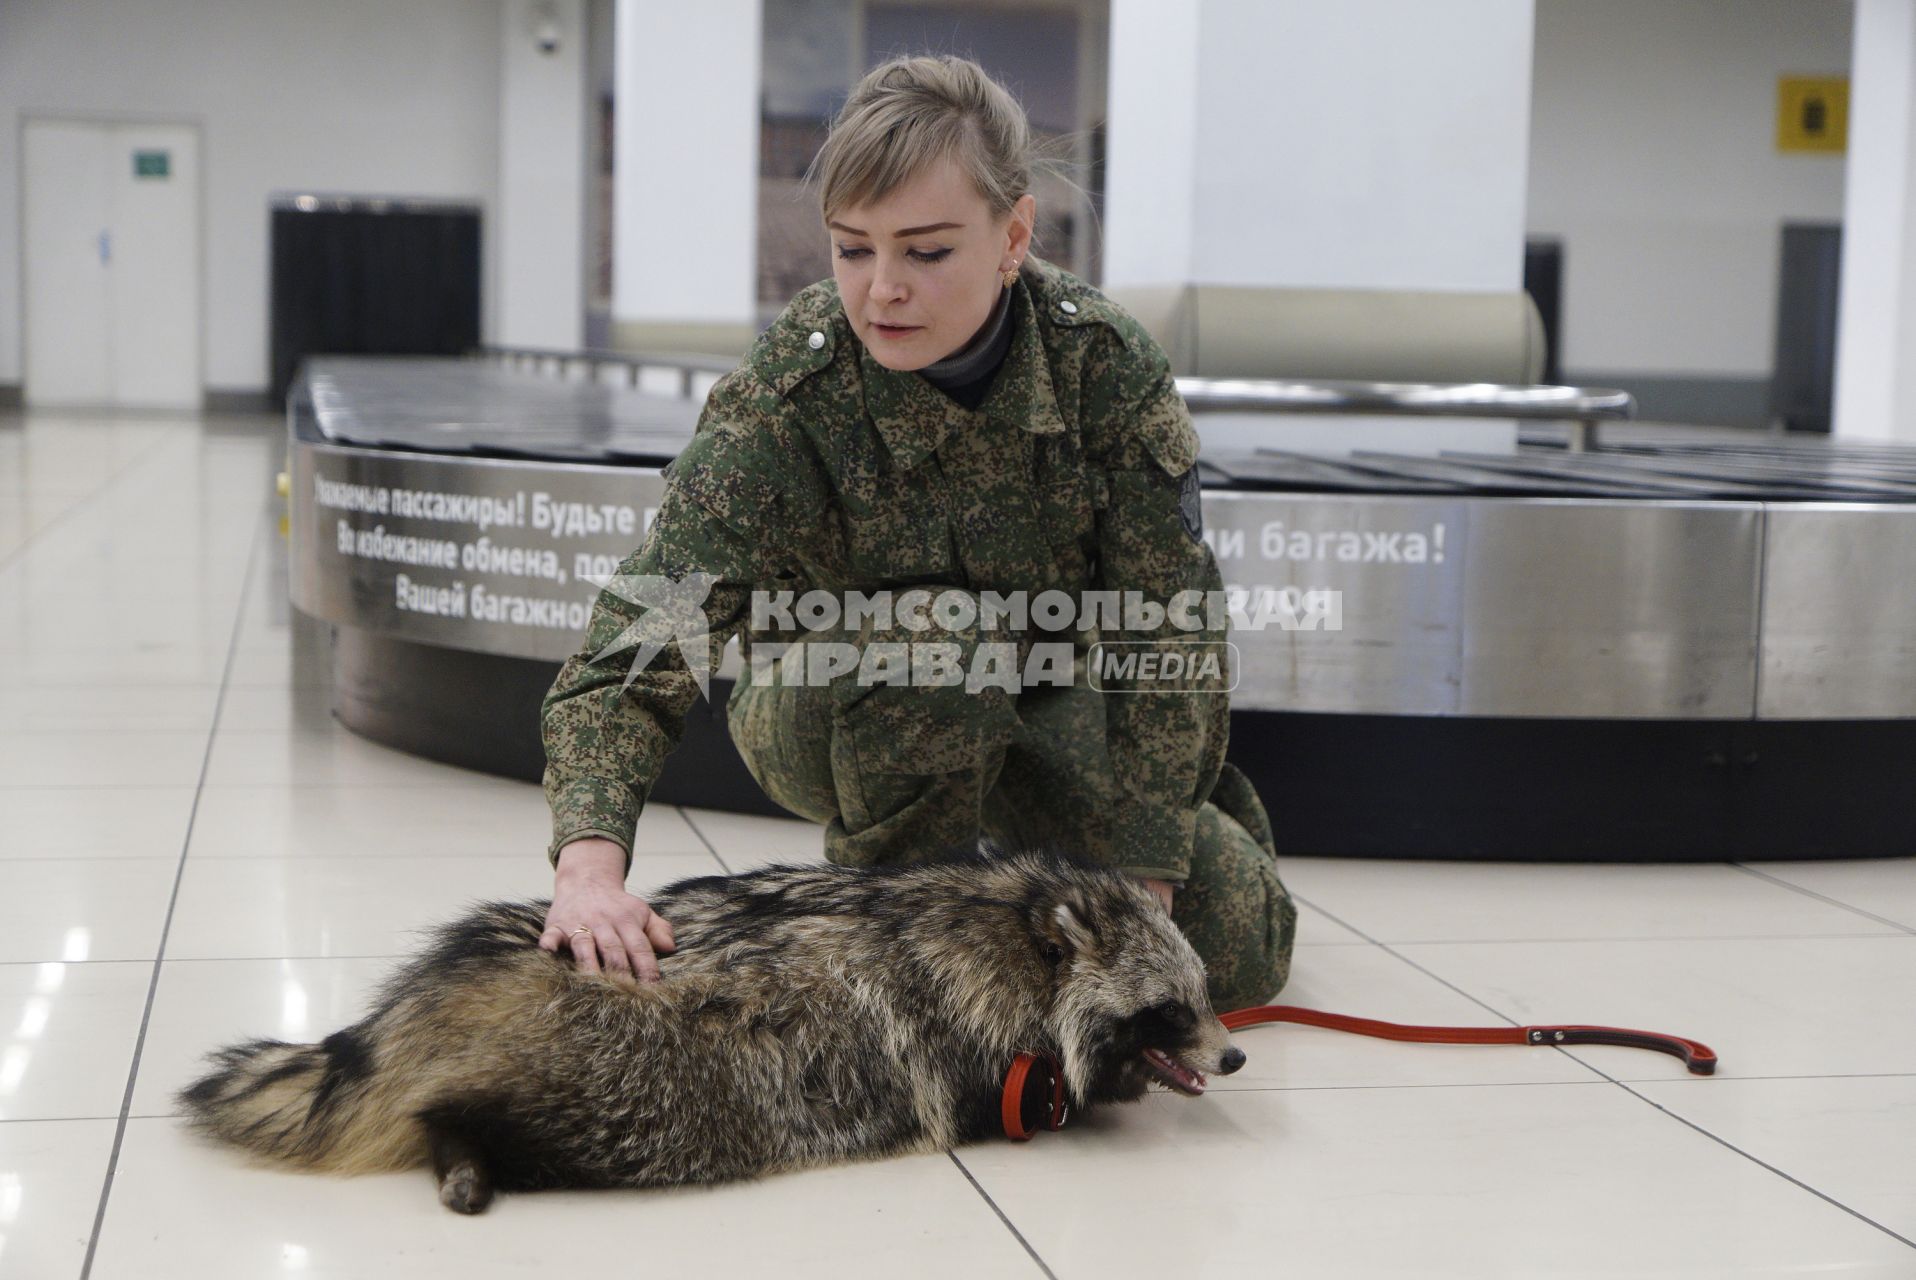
192, 780, 536, 790
0, 693, 229, 702
0, 726, 225, 736
0, 851, 702, 863
0, 782, 216, 791
1607, 1075, 1916, 1250
1618, 1071, 1916, 1085
0, 953, 411, 967
1289, 894, 1916, 947
0, 429, 188, 577
58, 1110, 229, 1123
944, 1151, 1059, 1280
1206, 1078, 1616, 1094
0, 1114, 123, 1125
0, 632, 256, 643
1376, 931, 1911, 945
1299, 894, 1916, 1251
0, 782, 530, 793
0, 957, 162, 969
0, 854, 192, 863
1210, 1071, 1916, 1093
172, 852, 713, 862
1727, 862, 1916, 936
0, 677, 309, 687
673, 807, 735, 874
78, 503, 270, 1280
212, 682, 337, 691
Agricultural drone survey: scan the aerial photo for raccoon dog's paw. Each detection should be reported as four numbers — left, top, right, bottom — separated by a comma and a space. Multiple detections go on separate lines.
437, 1161, 494, 1215
426, 1117, 496, 1214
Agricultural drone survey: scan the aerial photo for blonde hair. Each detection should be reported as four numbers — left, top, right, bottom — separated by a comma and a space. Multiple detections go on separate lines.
808, 55, 1043, 226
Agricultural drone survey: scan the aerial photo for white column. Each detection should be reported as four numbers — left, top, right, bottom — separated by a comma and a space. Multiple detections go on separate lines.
613, 0, 761, 328
1834, 0, 1916, 442
1105, 0, 1201, 286
499, 0, 588, 350
1105, 0, 1535, 292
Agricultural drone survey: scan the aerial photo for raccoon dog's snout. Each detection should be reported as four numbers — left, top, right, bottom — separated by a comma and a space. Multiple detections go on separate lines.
1138, 1029, 1243, 1095
1119, 990, 1244, 1098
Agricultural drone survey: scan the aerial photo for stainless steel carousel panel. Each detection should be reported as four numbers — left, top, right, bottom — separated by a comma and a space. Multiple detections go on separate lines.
1759, 503, 1916, 719
1457, 500, 1763, 719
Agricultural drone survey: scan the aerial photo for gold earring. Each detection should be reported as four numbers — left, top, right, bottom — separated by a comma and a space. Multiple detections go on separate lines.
1001, 264, 1019, 288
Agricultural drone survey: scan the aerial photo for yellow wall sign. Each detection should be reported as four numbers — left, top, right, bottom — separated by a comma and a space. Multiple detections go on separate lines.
1778, 77, 1848, 153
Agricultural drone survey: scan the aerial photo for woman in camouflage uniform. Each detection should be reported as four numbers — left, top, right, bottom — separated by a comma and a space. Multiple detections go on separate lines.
537, 55, 1297, 1012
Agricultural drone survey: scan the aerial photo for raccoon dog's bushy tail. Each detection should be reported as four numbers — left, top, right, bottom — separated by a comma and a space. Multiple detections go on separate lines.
177, 1024, 407, 1172
178, 901, 558, 1176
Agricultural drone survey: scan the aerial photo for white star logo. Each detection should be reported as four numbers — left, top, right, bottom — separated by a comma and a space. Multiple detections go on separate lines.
581, 572, 719, 700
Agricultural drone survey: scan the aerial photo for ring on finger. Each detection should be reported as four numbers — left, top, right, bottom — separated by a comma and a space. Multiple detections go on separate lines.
569, 926, 593, 938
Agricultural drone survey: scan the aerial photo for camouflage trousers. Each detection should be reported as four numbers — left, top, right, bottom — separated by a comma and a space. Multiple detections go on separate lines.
726, 596, 1298, 1011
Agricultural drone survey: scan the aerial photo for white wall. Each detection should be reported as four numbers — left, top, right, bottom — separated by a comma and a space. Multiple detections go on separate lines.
614, 0, 761, 325
499, 0, 587, 350
1833, 0, 1916, 441
1192, 0, 1534, 293
1108, 0, 1535, 293
1105, 0, 1201, 285
1528, 0, 1853, 378
0, 0, 502, 395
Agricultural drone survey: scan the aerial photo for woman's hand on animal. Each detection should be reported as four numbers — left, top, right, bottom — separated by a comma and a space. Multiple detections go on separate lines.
541, 837, 676, 985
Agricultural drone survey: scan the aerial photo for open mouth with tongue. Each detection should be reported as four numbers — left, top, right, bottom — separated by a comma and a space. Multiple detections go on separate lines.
1141, 1048, 1208, 1096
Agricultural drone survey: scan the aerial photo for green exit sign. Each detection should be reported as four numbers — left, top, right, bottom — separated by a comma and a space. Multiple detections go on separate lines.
134, 150, 170, 179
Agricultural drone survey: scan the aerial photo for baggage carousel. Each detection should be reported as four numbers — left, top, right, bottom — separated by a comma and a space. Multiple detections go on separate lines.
286, 354, 1916, 861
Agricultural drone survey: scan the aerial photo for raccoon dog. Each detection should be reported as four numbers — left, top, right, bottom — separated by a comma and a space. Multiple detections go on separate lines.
177, 850, 1245, 1213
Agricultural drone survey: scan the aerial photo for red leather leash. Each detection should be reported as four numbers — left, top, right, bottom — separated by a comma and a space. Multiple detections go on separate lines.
1220, 1005, 1717, 1072
1002, 1005, 1717, 1140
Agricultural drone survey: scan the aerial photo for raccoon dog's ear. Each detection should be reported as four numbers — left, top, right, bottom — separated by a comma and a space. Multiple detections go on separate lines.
1033, 890, 1097, 966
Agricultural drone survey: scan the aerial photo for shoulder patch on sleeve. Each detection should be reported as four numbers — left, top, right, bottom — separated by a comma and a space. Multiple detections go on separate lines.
1177, 465, 1204, 543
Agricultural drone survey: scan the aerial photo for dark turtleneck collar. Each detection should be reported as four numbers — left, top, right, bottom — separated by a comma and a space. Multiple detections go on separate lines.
918, 284, 1016, 410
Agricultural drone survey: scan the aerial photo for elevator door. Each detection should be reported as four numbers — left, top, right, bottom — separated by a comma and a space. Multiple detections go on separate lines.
23, 119, 201, 409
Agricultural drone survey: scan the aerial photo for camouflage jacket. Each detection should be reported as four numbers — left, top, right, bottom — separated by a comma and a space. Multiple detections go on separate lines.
540, 255, 1230, 881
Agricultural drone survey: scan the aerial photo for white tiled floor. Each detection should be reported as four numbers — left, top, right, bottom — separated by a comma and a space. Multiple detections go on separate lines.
2, 411, 1914, 1278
